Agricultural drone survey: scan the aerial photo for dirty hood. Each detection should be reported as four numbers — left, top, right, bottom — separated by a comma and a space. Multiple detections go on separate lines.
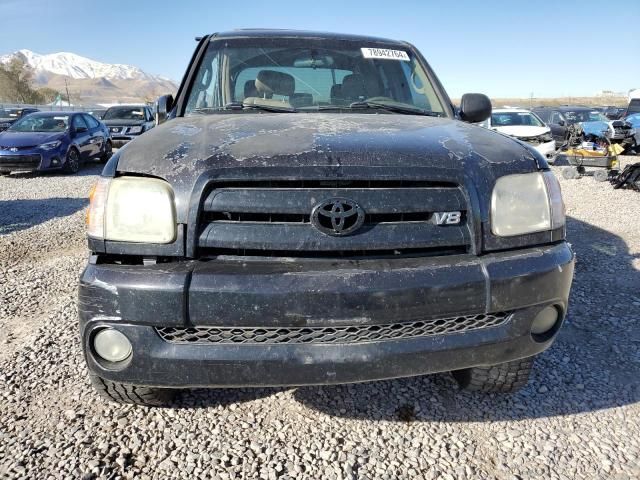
115, 113, 540, 221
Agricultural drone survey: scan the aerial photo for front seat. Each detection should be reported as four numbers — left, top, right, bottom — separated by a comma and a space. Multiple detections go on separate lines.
243, 70, 295, 108
341, 74, 381, 103
244, 80, 259, 100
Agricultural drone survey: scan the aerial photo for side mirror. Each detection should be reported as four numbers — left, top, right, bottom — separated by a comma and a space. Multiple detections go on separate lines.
557, 119, 565, 127
75, 126, 88, 134
155, 94, 174, 125
459, 93, 492, 123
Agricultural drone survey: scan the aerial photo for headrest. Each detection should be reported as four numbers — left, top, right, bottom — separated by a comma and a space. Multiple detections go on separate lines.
341, 74, 381, 101
255, 70, 295, 97
244, 80, 258, 99
290, 93, 313, 108
330, 84, 342, 100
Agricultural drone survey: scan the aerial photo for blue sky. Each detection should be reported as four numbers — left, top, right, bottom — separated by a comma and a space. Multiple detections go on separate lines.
1, 0, 639, 98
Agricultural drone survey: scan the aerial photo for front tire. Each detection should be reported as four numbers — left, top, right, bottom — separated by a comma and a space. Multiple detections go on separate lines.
64, 147, 81, 174
89, 374, 176, 407
451, 356, 535, 393
101, 140, 112, 162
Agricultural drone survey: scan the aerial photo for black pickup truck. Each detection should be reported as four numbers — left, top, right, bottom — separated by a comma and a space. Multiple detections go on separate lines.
80, 29, 574, 406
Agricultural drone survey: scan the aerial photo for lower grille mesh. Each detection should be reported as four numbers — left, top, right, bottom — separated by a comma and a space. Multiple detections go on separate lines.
155, 312, 511, 345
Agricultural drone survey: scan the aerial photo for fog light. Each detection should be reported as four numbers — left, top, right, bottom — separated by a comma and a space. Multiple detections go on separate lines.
94, 329, 132, 362
531, 306, 559, 335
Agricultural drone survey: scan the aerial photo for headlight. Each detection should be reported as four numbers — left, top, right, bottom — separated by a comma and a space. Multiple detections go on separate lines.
40, 140, 62, 150
491, 171, 565, 237
87, 176, 176, 243
127, 126, 143, 134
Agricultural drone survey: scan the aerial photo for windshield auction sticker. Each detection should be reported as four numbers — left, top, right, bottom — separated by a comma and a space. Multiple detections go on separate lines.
361, 48, 410, 61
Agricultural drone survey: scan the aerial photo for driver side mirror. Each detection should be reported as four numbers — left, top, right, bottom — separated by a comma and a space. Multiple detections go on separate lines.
155, 94, 174, 125
459, 93, 492, 123
557, 119, 565, 127
74, 126, 88, 134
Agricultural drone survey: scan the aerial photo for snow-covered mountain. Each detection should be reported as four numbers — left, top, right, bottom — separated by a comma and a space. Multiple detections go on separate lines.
0, 49, 177, 103
0, 49, 171, 82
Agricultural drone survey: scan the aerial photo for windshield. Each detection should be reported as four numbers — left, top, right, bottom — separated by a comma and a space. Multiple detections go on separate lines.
564, 110, 608, 123
185, 38, 446, 115
8, 114, 69, 132
103, 107, 145, 120
491, 111, 544, 127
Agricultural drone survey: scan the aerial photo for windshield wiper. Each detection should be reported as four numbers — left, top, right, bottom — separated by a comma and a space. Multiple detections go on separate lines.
192, 102, 296, 114
348, 101, 441, 116
225, 102, 296, 113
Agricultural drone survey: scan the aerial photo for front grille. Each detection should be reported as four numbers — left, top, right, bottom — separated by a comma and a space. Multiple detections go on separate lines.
197, 180, 472, 258
0, 145, 36, 151
155, 312, 511, 345
0, 154, 41, 169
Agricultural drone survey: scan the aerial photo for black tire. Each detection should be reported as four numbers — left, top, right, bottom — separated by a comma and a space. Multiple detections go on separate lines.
0, 170, 10, 176
89, 373, 176, 407
562, 167, 578, 180
593, 169, 609, 182
451, 356, 535, 393
100, 140, 112, 162
64, 147, 81, 174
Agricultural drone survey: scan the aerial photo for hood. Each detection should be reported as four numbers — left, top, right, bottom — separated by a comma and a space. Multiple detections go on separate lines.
103, 119, 145, 127
491, 125, 549, 138
0, 130, 65, 148
115, 113, 540, 222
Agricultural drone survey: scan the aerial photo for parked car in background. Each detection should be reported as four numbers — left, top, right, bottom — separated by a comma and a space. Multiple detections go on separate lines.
626, 98, 640, 117
0, 112, 111, 175
623, 113, 640, 153
601, 106, 626, 120
0, 107, 39, 132
533, 106, 635, 149
480, 108, 556, 160
102, 105, 154, 147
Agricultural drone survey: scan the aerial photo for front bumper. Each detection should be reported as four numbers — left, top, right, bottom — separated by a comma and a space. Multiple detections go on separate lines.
0, 148, 64, 172
533, 140, 557, 160
79, 242, 575, 388
110, 133, 142, 148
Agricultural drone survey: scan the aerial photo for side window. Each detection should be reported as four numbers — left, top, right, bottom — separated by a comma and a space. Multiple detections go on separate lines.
83, 114, 100, 129
535, 110, 549, 122
399, 61, 430, 110
186, 50, 221, 112
550, 111, 563, 124
72, 115, 88, 130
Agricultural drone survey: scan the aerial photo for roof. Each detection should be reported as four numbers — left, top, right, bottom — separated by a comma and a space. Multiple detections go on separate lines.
493, 108, 532, 113
211, 29, 408, 46
28, 111, 84, 116
532, 105, 595, 111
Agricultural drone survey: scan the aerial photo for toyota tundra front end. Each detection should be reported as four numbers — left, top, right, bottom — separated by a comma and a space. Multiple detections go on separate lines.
78, 30, 574, 405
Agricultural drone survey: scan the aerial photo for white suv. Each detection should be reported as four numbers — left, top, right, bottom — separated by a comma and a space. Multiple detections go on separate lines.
481, 108, 556, 161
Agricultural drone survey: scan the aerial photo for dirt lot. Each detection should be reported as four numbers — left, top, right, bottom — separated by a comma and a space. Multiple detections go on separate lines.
0, 159, 639, 479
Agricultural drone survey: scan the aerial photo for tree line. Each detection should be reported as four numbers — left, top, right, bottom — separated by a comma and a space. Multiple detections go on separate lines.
0, 58, 68, 105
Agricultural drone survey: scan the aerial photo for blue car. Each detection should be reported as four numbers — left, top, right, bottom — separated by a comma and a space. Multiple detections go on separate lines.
624, 113, 640, 151
0, 111, 112, 175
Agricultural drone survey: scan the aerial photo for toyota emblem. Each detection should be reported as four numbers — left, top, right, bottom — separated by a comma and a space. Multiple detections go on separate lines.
311, 198, 365, 236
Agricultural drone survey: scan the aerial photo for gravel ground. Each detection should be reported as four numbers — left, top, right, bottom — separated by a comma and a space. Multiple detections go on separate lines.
0, 159, 639, 480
